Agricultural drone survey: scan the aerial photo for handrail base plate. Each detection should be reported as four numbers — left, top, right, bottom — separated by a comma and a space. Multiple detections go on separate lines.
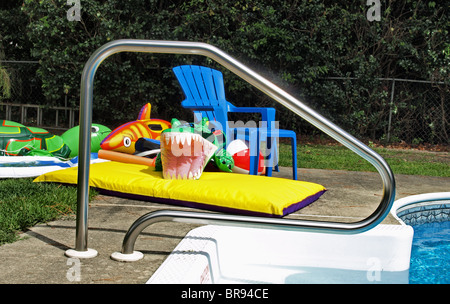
111, 251, 144, 262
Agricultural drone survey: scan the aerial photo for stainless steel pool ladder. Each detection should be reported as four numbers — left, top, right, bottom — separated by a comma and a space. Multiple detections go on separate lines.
65, 39, 396, 260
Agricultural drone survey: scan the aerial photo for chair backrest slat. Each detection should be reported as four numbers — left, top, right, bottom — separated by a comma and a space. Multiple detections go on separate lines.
174, 65, 229, 131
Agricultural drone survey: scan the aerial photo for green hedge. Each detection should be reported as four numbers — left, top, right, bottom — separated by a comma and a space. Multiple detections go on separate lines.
1, 0, 448, 141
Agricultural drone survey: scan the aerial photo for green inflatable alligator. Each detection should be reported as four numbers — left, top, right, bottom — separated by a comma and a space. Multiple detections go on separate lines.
155, 118, 234, 180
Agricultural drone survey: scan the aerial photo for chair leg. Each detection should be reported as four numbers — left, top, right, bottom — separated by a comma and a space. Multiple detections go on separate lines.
248, 129, 259, 175
264, 131, 297, 180
291, 135, 298, 180
273, 140, 280, 172
264, 135, 275, 177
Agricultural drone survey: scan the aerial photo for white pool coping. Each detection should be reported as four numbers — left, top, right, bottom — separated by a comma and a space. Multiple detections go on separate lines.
147, 223, 413, 284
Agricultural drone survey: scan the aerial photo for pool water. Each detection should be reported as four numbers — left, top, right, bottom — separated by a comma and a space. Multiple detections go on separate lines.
409, 220, 450, 284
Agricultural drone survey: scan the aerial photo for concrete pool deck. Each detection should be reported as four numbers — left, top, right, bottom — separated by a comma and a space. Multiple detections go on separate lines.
0, 167, 448, 284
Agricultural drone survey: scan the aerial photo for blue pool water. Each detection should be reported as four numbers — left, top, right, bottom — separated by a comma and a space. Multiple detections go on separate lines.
409, 220, 449, 284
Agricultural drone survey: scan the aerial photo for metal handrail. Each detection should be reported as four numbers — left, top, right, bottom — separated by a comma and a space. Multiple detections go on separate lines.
68, 39, 395, 257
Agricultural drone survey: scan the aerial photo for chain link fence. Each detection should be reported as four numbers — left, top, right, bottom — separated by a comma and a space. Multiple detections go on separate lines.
320, 77, 449, 146
0, 61, 77, 131
0, 61, 43, 103
386, 78, 448, 145
1, 61, 449, 145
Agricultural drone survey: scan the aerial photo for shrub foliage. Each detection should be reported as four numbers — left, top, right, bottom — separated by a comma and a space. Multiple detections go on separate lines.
0, 0, 447, 141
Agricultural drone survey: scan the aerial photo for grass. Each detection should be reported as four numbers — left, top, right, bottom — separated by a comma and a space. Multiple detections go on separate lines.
279, 143, 450, 177
0, 143, 448, 245
0, 178, 97, 245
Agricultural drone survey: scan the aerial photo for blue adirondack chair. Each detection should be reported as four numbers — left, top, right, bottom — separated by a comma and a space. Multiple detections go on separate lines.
173, 65, 297, 180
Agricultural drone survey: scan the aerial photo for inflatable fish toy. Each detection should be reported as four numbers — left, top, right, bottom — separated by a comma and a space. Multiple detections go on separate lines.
100, 103, 171, 154
155, 118, 234, 180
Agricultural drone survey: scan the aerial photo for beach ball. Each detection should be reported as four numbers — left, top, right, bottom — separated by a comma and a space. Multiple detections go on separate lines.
226, 139, 265, 175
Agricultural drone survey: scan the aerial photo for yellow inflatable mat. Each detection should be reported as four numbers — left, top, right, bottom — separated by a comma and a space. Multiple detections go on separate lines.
34, 161, 326, 217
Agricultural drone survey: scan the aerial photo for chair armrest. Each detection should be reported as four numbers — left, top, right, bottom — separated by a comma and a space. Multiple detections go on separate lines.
228, 105, 276, 123
181, 102, 215, 111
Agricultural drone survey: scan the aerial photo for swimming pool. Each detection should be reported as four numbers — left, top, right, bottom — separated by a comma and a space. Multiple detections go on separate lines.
147, 192, 449, 284
409, 221, 449, 284
392, 193, 450, 284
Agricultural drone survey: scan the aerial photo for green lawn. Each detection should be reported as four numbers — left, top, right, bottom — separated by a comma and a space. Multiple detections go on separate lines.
0, 178, 97, 245
279, 143, 450, 177
0, 143, 448, 245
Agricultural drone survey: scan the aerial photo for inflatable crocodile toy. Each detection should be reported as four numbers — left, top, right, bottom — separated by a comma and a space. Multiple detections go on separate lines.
155, 118, 234, 180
